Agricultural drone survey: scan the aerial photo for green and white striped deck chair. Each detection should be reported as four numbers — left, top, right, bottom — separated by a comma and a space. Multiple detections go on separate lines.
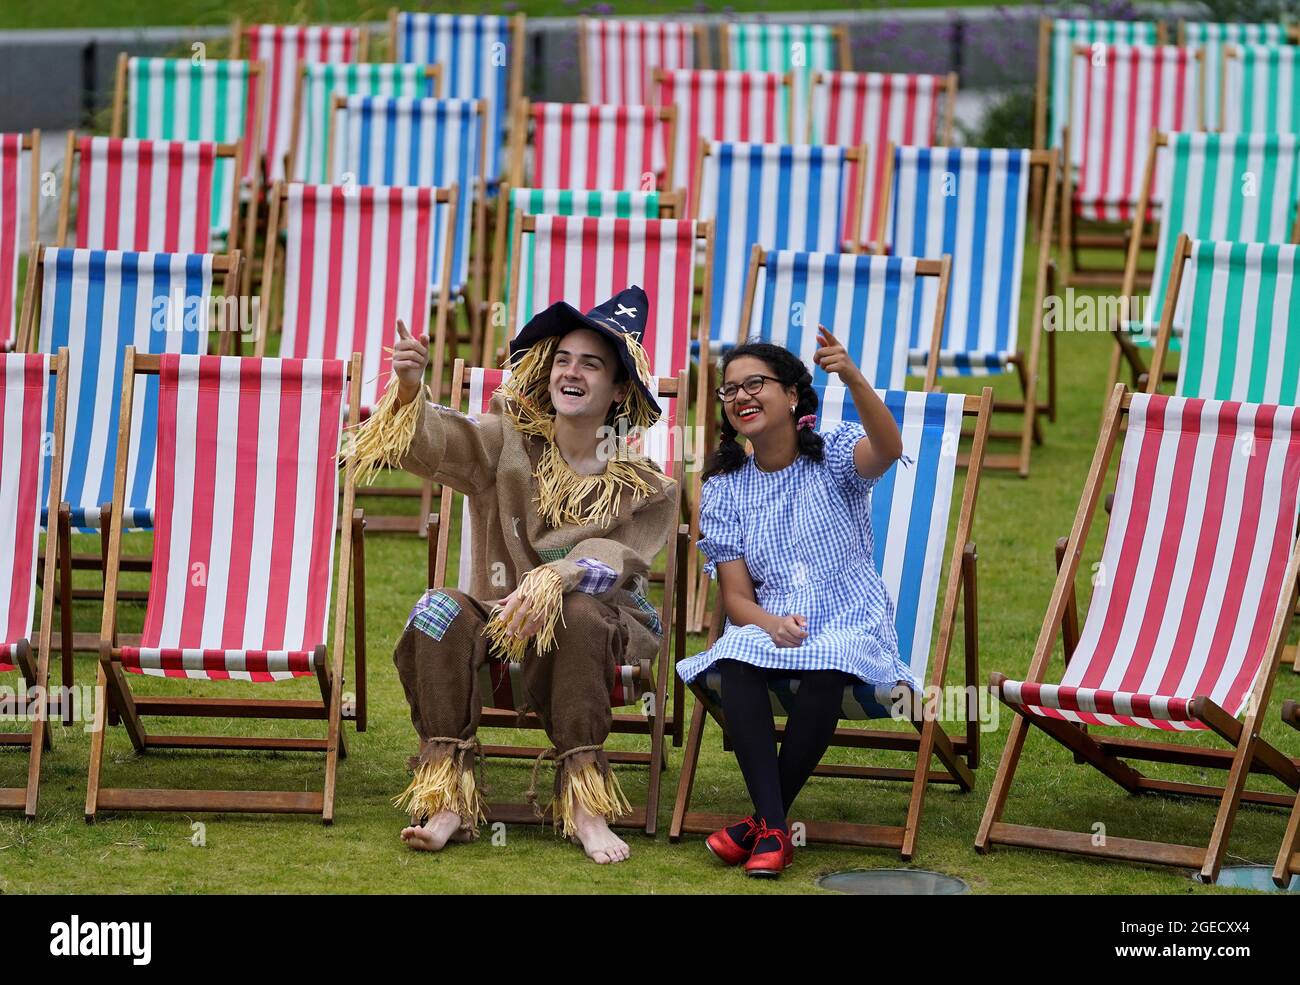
1223, 42, 1300, 134
1180, 21, 1286, 131
720, 22, 849, 141
112, 55, 260, 241
1149, 235, 1300, 402
1107, 132, 1300, 393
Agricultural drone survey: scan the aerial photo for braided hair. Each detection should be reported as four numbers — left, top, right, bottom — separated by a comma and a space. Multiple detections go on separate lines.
702, 342, 822, 482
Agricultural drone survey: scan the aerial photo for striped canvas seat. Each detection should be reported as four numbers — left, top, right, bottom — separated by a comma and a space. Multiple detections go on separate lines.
580, 18, 699, 105
118, 354, 345, 681
653, 69, 793, 215
239, 25, 363, 182
291, 62, 438, 184
392, 12, 521, 188
998, 392, 1300, 731
1043, 18, 1160, 151
698, 387, 968, 720
699, 142, 859, 350
275, 184, 441, 412
121, 58, 258, 237
0, 133, 33, 351
1223, 43, 1300, 134
516, 102, 673, 190
745, 250, 941, 391
1067, 44, 1200, 223
1182, 21, 1285, 131
35, 248, 216, 531
330, 95, 484, 298
811, 71, 954, 249
0, 354, 51, 673
722, 22, 845, 141
887, 147, 1030, 376
65, 137, 228, 253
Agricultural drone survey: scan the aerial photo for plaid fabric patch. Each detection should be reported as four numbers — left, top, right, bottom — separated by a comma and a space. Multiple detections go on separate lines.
407, 589, 461, 641
574, 557, 617, 595
537, 547, 571, 562
631, 591, 663, 637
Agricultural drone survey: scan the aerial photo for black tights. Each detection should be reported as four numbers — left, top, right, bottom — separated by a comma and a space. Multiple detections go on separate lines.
717, 659, 852, 833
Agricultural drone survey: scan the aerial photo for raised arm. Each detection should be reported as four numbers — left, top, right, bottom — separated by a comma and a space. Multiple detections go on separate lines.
813, 325, 902, 481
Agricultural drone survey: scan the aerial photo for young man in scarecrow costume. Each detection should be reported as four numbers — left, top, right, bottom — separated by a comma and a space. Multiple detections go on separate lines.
347, 286, 677, 864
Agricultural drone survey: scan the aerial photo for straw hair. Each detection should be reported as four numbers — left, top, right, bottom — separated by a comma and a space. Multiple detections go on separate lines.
340, 381, 426, 486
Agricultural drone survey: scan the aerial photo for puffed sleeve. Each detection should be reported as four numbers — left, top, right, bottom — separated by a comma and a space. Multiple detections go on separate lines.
696, 475, 744, 581
821, 421, 877, 496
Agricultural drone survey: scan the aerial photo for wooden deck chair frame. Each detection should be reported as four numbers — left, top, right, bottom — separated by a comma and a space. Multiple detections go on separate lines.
0, 129, 40, 353
1275, 700, 1300, 886
55, 134, 244, 252
975, 383, 1300, 883
0, 350, 68, 818
426, 358, 690, 835
671, 387, 993, 857
257, 179, 455, 537
577, 17, 712, 102
806, 69, 958, 145
1058, 42, 1202, 289
85, 350, 363, 823
717, 23, 851, 74
874, 145, 1061, 477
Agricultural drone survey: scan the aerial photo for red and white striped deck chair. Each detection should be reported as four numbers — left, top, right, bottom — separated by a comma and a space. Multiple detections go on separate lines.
0, 351, 67, 818
232, 22, 368, 182
56, 136, 240, 253
579, 17, 705, 105
429, 358, 689, 833
809, 71, 957, 250
1061, 43, 1203, 286
86, 351, 364, 822
509, 100, 677, 192
978, 385, 1300, 883
0, 132, 39, 352
653, 68, 794, 216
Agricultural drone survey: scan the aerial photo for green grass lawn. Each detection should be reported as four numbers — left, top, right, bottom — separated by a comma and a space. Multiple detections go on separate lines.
3, 235, 1299, 895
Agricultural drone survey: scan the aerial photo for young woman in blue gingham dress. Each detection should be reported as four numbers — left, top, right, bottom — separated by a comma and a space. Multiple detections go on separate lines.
676, 331, 912, 877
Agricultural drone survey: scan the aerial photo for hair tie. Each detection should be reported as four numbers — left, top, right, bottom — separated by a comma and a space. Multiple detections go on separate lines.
796, 415, 817, 431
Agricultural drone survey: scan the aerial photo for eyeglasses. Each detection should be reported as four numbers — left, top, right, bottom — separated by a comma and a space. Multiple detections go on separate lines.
716, 374, 783, 403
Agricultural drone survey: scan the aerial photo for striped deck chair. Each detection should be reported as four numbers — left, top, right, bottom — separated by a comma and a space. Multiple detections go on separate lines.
883, 145, 1059, 476
288, 62, 440, 184
810, 71, 957, 251
1061, 43, 1202, 287
327, 94, 486, 350
0, 131, 39, 353
720, 22, 849, 143
671, 384, 992, 857
56, 137, 240, 253
232, 23, 367, 182
0, 351, 67, 818
656, 69, 794, 218
1277, 701, 1300, 886
259, 182, 453, 535
389, 11, 525, 190
1104, 132, 1300, 396
430, 358, 689, 833
86, 351, 364, 822
1223, 43, 1300, 134
1180, 21, 1285, 132
978, 386, 1300, 884
697, 141, 865, 356
509, 101, 677, 192
579, 17, 704, 105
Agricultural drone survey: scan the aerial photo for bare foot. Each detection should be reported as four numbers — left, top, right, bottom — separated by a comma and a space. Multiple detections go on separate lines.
400, 810, 474, 852
570, 802, 630, 864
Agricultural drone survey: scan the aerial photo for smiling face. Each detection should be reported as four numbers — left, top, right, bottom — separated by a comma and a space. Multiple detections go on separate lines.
548, 327, 630, 422
721, 355, 798, 440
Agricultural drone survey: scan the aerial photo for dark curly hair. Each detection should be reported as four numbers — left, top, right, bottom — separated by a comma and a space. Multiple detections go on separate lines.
702, 342, 823, 482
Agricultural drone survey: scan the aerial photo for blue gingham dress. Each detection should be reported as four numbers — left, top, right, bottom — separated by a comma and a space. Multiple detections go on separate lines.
676, 422, 918, 689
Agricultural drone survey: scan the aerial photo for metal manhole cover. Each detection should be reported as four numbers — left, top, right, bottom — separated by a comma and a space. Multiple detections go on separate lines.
816, 868, 969, 895
1214, 865, 1299, 893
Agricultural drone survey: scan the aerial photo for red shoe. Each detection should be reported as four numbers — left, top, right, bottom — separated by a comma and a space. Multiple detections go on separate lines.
705, 816, 761, 866
744, 825, 794, 878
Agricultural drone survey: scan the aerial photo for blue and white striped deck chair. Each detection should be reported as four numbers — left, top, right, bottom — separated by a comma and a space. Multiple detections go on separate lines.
390, 11, 523, 192
696, 141, 866, 354
884, 145, 1057, 476
329, 94, 485, 315
740, 247, 951, 392
27, 247, 224, 533
673, 383, 992, 855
